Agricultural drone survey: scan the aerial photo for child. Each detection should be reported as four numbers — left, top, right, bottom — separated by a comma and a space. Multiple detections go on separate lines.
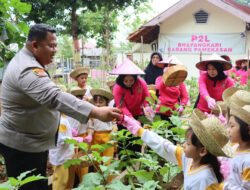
70, 67, 92, 101
87, 88, 117, 183
49, 113, 84, 190
155, 55, 189, 120
221, 88, 250, 189
121, 109, 232, 189
106, 80, 116, 107
195, 53, 234, 113
66, 87, 91, 184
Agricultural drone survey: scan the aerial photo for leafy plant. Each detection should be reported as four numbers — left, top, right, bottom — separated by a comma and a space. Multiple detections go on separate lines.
0, 170, 47, 190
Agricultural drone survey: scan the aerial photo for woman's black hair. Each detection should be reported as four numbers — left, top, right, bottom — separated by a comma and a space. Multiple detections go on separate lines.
242, 62, 250, 71
206, 62, 227, 87
93, 95, 109, 105
234, 116, 250, 142
186, 128, 224, 183
116, 75, 138, 95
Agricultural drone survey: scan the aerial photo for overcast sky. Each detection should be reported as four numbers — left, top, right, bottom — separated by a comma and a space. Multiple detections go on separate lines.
113, 0, 180, 47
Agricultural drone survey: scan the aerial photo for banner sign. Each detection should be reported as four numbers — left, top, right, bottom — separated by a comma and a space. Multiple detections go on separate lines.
158, 33, 246, 54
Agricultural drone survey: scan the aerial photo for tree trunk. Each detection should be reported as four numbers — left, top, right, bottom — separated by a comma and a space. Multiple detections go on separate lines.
71, 6, 81, 66
105, 10, 110, 70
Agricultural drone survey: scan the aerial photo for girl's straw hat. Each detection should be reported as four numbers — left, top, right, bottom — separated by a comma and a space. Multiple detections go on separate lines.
106, 80, 116, 87
109, 59, 145, 75
70, 67, 90, 79
230, 104, 250, 125
235, 56, 250, 67
158, 55, 183, 65
190, 109, 232, 157
57, 85, 67, 92
90, 88, 114, 101
70, 87, 87, 96
222, 87, 250, 106
162, 65, 188, 87
147, 84, 156, 91
196, 53, 232, 71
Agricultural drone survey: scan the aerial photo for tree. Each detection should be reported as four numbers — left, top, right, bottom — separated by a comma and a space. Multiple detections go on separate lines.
22, 0, 150, 66
0, 0, 31, 66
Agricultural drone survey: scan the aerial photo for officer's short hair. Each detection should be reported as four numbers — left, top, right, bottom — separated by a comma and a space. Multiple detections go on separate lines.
27, 24, 56, 43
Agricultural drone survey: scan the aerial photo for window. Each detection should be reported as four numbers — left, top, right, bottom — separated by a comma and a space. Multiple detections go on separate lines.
194, 10, 209, 24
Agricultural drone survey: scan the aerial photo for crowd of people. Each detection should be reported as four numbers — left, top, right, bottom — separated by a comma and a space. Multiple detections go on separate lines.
0, 24, 249, 190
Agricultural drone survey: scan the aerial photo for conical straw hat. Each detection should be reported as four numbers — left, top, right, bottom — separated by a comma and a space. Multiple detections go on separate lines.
162, 65, 188, 87
70, 67, 90, 79
159, 55, 183, 65
70, 87, 87, 96
196, 53, 232, 71
222, 87, 250, 107
109, 59, 145, 75
235, 56, 250, 67
90, 88, 114, 101
229, 104, 250, 125
190, 109, 232, 157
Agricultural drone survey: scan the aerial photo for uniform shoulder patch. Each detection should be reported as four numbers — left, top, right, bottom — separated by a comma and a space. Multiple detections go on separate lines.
32, 68, 47, 77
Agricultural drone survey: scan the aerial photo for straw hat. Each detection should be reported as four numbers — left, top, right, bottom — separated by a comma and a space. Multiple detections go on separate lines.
57, 85, 67, 92
109, 59, 145, 75
158, 55, 183, 65
147, 84, 156, 91
190, 109, 232, 157
70, 87, 87, 96
162, 65, 188, 87
230, 104, 250, 125
211, 101, 227, 115
196, 53, 232, 71
235, 56, 250, 67
90, 88, 114, 101
106, 80, 116, 87
70, 67, 90, 79
222, 87, 250, 107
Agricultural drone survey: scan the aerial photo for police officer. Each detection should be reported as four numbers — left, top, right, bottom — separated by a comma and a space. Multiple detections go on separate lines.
0, 24, 121, 190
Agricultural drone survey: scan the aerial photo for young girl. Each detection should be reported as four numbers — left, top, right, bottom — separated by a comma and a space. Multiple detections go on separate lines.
195, 53, 234, 113
155, 55, 189, 120
121, 109, 232, 189
87, 88, 117, 183
66, 87, 91, 184
70, 67, 92, 101
222, 88, 250, 189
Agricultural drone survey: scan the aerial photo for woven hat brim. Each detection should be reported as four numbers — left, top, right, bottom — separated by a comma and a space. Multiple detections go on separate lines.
190, 109, 232, 157
222, 87, 241, 105
107, 81, 116, 87
211, 101, 227, 115
230, 103, 250, 125
90, 89, 114, 101
196, 60, 232, 71
70, 68, 90, 79
71, 89, 87, 96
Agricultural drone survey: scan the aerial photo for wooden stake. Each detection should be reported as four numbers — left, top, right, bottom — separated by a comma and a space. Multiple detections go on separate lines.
141, 36, 144, 69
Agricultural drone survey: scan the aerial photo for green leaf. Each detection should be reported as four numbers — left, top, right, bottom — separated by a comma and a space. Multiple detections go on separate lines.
64, 158, 83, 168
159, 166, 169, 176
80, 173, 103, 189
0, 180, 13, 189
20, 175, 47, 186
107, 180, 131, 190
130, 170, 154, 180
141, 180, 158, 190
159, 106, 170, 113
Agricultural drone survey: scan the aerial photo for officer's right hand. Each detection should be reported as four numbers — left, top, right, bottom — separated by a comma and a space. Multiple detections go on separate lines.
89, 106, 121, 122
